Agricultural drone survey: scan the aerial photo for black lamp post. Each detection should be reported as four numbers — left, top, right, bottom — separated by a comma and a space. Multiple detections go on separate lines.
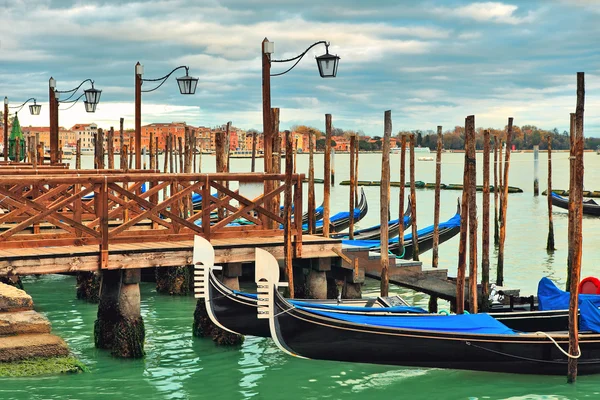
134, 62, 198, 169
3, 97, 42, 160
49, 78, 102, 164
261, 39, 340, 172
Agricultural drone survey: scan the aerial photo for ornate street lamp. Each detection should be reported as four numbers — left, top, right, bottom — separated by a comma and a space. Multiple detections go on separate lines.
315, 43, 340, 78
262, 39, 340, 172
49, 78, 102, 164
3, 97, 42, 160
134, 63, 198, 169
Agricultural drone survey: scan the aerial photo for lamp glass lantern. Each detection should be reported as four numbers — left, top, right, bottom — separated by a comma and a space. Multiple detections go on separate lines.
29, 101, 41, 115
84, 87, 102, 105
316, 48, 340, 78
176, 73, 199, 95
84, 101, 97, 113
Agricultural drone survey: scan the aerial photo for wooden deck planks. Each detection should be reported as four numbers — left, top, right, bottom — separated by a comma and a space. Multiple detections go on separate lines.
0, 234, 341, 276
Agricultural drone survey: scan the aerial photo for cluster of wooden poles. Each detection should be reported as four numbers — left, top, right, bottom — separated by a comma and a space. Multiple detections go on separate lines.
375, 72, 586, 383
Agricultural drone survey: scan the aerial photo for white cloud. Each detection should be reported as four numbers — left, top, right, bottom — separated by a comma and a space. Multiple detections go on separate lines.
432, 2, 537, 25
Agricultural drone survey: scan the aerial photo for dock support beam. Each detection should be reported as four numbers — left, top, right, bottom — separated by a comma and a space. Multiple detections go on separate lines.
94, 269, 145, 358
76, 272, 100, 303
155, 266, 192, 295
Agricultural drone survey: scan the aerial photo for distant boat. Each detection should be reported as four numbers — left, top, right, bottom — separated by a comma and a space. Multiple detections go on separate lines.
418, 156, 434, 161
391, 146, 430, 154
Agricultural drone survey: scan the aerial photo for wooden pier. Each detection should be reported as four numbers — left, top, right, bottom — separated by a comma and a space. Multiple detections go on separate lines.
0, 171, 342, 276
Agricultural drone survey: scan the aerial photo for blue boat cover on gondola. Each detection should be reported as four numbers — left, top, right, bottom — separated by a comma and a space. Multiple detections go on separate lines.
342, 211, 461, 248
580, 300, 600, 333
537, 277, 600, 311
304, 208, 362, 230
297, 306, 516, 335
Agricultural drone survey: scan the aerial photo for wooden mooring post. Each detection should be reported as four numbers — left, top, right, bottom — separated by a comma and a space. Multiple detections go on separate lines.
349, 134, 356, 239
331, 148, 336, 186
399, 134, 407, 251
354, 138, 359, 205
149, 132, 154, 171
380, 110, 392, 297
323, 114, 332, 238
284, 130, 294, 298
76, 138, 81, 170
466, 116, 478, 314
567, 72, 585, 384
494, 135, 499, 245
533, 145, 540, 196
307, 129, 316, 234
567, 112, 576, 291
432, 126, 442, 268
429, 126, 442, 313
481, 129, 491, 311
119, 118, 125, 170
409, 133, 419, 261
108, 127, 115, 170
456, 116, 471, 314
251, 130, 257, 172
546, 135, 556, 251
497, 117, 514, 287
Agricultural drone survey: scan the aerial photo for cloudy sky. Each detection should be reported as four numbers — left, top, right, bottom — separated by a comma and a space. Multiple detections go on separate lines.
1, 0, 599, 136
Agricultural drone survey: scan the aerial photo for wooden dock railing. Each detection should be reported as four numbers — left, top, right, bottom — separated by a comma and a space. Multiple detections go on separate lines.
0, 173, 303, 268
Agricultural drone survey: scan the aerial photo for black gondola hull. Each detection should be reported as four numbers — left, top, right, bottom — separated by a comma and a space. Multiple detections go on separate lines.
272, 291, 600, 375
551, 194, 600, 216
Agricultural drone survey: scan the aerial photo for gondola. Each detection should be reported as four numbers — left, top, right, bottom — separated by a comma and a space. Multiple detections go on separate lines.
551, 192, 600, 216
342, 199, 461, 259
265, 281, 600, 375
307, 188, 368, 235
192, 236, 424, 337
331, 200, 411, 241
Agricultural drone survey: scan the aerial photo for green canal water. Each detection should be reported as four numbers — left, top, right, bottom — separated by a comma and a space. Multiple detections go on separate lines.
2, 151, 600, 399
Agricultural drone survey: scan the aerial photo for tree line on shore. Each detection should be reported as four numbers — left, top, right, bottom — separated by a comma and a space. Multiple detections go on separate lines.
291, 124, 600, 151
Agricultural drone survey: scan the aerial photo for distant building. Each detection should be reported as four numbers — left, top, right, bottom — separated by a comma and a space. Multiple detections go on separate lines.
71, 123, 98, 151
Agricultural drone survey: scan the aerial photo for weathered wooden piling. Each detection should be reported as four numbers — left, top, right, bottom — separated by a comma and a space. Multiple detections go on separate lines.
497, 118, 514, 287
354, 138, 359, 206
149, 132, 155, 171
251, 130, 257, 172
308, 129, 316, 234
107, 127, 114, 169
409, 134, 419, 261
95, 128, 104, 169
481, 129, 491, 311
178, 137, 184, 174
76, 138, 81, 170
284, 130, 295, 298
331, 148, 336, 186
432, 126, 442, 269
380, 111, 392, 297
270, 109, 281, 229
95, 270, 145, 358
567, 112, 576, 291
429, 126, 443, 313
456, 117, 471, 315
349, 134, 356, 239
466, 116, 478, 314
546, 135, 556, 251
323, 114, 332, 237
119, 118, 125, 170
128, 132, 134, 170
399, 134, 407, 250
568, 72, 585, 384
533, 145, 539, 196
494, 136, 499, 245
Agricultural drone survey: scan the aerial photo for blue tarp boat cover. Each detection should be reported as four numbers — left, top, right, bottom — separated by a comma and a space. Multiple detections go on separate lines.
537, 277, 600, 311
192, 192, 218, 203
299, 306, 516, 335
342, 211, 461, 248
580, 300, 600, 333
301, 207, 361, 230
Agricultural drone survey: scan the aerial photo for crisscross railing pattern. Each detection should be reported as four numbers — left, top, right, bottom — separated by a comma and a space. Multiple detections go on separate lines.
0, 173, 303, 268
